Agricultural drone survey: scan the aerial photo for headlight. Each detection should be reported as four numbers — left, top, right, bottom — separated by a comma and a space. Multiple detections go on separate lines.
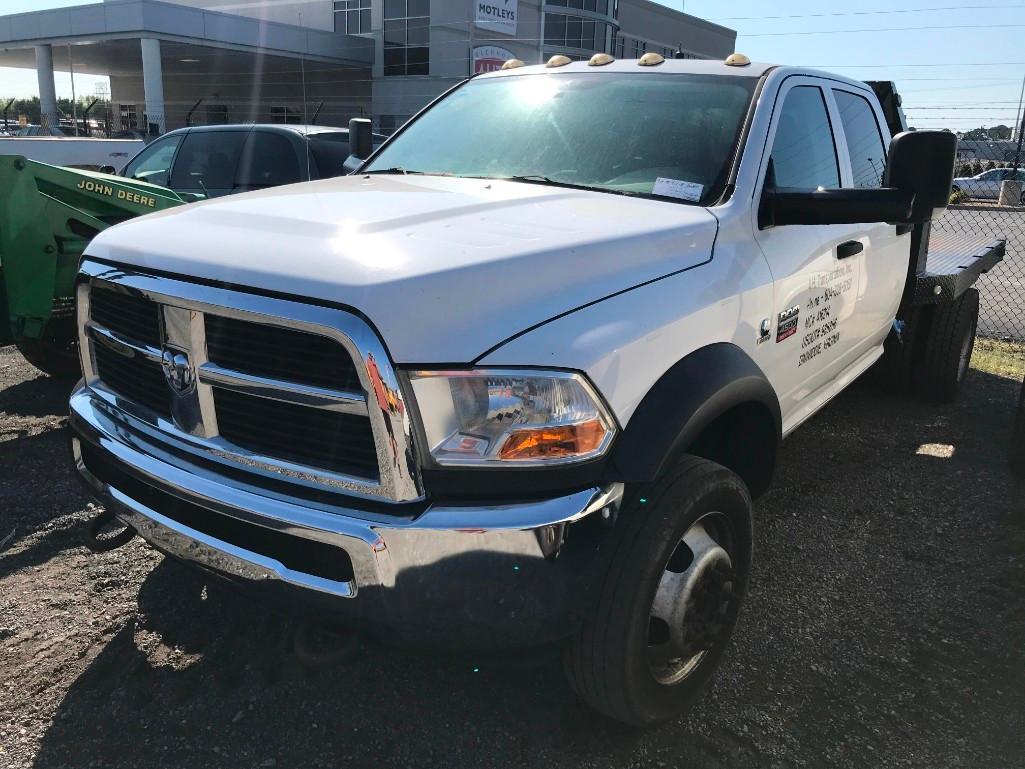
407, 369, 616, 466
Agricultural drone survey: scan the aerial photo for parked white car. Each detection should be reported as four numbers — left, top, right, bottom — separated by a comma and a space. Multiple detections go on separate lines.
0, 135, 144, 171
952, 167, 1025, 202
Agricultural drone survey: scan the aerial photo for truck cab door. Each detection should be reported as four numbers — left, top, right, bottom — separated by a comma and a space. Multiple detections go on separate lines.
752, 79, 870, 433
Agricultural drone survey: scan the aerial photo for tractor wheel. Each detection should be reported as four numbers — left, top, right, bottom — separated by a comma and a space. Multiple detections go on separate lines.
15, 318, 80, 379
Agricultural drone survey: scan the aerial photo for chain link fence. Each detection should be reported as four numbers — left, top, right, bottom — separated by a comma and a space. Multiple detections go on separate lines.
932, 164, 1025, 379
934, 205, 1024, 341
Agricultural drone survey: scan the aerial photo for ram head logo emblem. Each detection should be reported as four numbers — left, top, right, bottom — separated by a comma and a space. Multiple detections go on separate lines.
160, 347, 196, 396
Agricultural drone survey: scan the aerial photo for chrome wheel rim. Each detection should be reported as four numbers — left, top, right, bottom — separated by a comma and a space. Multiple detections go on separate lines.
647, 514, 734, 686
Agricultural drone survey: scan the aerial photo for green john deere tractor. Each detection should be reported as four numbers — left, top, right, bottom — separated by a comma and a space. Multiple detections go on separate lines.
0, 156, 191, 376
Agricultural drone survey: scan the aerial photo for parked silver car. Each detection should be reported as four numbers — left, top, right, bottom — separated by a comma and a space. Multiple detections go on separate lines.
951, 167, 1025, 203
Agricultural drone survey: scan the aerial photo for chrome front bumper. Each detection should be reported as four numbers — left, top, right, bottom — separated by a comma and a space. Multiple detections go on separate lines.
70, 384, 624, 647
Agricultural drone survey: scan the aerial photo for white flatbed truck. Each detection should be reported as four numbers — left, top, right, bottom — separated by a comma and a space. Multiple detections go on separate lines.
70, 54, 1002, 724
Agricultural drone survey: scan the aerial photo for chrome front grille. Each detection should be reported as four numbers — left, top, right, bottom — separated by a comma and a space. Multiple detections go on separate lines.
204, 314, 364, 392
88, 285, 162, 348
77, 259, 422, 504
212, 388, 379, 478
93, 341, 172, 418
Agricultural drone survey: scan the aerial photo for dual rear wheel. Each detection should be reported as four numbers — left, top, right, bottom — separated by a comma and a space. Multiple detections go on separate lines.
874, 288, 980, 403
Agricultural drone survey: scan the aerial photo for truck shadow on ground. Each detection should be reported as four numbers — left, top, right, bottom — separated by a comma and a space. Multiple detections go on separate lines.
31, 556, 674, 769
0, 372, 75, 419
0, 429, 94, 580
28, 369, 1025, 769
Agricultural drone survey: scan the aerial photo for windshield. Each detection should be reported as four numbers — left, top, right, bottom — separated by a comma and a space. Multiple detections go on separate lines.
364, 72, 756, 205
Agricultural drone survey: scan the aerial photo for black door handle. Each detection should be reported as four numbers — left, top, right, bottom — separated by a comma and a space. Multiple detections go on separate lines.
837, 240, 864, 259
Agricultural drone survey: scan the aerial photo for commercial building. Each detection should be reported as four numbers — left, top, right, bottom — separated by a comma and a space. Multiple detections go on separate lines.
0, 0, 735, 134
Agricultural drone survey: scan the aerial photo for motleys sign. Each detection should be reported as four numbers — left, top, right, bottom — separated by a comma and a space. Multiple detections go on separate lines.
473, 45, 516, 73
475, 0, 517, 35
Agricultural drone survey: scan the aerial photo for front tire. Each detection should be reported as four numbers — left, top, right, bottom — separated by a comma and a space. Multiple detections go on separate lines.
564, 455, 753, 725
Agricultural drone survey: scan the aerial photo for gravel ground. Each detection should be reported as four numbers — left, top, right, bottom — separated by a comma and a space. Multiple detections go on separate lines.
2, 344, 1024, 769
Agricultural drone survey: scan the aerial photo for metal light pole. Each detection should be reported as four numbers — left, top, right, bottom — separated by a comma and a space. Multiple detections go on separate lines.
538, 0, 546, 64
68, 44, 78, 134
1013, 72, 1025, 171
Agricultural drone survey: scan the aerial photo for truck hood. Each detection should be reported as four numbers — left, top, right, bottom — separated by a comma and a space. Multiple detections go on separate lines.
86, 174, 718, 363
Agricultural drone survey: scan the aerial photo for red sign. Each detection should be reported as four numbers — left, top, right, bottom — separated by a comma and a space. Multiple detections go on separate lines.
473, 45, 516, 74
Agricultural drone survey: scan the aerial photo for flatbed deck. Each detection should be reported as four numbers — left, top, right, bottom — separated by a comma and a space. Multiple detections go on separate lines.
914, 232, 1005, 305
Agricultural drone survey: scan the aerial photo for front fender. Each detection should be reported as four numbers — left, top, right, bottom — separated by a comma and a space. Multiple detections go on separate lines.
606, 342, 782, 485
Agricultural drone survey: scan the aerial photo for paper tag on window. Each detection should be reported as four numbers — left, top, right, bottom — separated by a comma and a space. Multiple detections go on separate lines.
652, 177, 703, 202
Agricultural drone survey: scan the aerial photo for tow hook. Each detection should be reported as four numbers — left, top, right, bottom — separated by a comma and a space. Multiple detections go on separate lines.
84, 507, 137, 553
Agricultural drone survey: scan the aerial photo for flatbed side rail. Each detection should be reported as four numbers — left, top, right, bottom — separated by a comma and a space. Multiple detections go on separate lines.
913, 233, 1005, 306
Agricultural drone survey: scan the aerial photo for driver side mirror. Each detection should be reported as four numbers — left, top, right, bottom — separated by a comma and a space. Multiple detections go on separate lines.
98, 165, 117, 176
760, 130, 957, 228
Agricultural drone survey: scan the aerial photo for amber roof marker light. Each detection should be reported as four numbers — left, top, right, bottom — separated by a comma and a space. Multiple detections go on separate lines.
502, 58, 525, 70
546, 55, 572, 68
724, 53, 751, 67
637, 52, 665, 66
588, 53, 614, 66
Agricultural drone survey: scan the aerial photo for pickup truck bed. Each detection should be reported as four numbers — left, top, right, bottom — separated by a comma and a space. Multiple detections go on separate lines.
914, 232, 1005, 305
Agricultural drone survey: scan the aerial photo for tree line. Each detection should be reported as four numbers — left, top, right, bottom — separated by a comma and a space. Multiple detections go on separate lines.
1, 96, 112, 128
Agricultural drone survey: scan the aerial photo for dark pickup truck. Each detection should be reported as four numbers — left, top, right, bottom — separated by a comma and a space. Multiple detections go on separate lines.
117, 123, 385, 197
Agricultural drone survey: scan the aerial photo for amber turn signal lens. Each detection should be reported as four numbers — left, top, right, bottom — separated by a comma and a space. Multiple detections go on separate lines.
498, 419, 607, 460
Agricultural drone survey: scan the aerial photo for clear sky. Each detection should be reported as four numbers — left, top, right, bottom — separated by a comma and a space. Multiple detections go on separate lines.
1, 0, 1024, 131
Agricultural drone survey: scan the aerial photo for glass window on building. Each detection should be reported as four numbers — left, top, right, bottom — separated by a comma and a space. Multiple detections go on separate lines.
384, 0, 430, 76
542, 52, 588, 61
206, 104, 229, 124
544, 13, 610, 52
271, 105, 302, 124
633, 39, 646, 58
334, 0, 371, 34
119, 104, 138, 130
378, 114, 411, 135
549, 0, 609, 10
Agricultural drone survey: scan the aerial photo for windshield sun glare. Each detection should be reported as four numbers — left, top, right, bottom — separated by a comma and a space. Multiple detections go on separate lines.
365, 72, 757, 205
